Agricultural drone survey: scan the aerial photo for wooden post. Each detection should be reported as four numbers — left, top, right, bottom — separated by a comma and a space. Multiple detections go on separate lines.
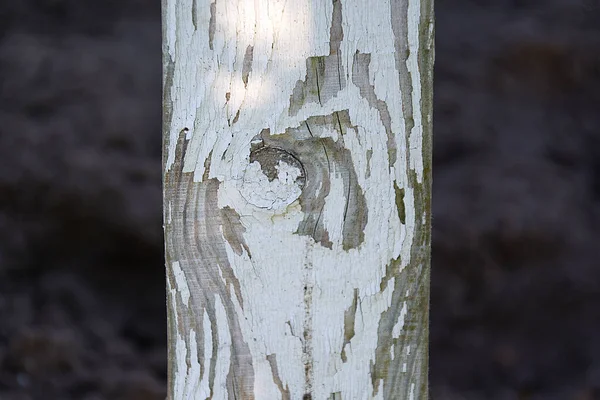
162, 0, 433, 398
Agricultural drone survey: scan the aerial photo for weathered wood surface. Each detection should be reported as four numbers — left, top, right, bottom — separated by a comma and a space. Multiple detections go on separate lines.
162, 0, 433, 398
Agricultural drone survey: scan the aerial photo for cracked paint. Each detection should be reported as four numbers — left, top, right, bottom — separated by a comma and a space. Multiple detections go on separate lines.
162, 0, 433, 398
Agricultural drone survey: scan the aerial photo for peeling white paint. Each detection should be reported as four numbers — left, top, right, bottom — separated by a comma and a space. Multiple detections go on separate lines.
167, 201, 172, 224
198, 311, 212, 398
172, 261, 190, 306
223, 215, 307, 397
174, 326, 188, 398
164, 0, 430, 398
407, 0, 424, 184
238, 160, 303, 211
392, 301, 408, 338
213, 295, 231, 399
403, 344, 412, 373
183, 329, 201, 399
167, 275, 188, 400
322, 167, 346, 246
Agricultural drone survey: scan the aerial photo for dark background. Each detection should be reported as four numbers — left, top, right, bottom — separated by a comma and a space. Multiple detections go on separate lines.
0, 0, 599, 399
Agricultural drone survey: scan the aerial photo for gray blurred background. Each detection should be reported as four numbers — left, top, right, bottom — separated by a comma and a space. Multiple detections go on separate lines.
0, 0, 599, 399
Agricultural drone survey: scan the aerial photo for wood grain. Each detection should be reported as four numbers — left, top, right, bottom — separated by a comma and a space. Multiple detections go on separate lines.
162, 0, 433, 398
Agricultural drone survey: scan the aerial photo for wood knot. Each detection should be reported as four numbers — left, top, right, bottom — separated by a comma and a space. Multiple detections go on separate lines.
250, 147, 306, 186
239, 146, 306, 211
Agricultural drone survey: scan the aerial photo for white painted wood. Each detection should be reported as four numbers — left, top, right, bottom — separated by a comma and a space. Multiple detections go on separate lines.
162, 0, 433, 398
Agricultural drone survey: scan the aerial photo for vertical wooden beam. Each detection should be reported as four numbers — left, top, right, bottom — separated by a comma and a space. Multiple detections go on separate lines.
162, 0, 433, 398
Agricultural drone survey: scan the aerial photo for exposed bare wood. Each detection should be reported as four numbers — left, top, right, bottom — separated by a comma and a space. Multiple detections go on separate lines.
162, 0, 433, 398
